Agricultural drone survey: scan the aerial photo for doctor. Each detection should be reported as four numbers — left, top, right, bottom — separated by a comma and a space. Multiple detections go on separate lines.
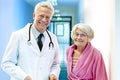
1, 1, 60, 80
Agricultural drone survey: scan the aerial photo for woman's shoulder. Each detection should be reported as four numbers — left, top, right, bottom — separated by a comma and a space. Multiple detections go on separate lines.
66, 44, 76, 53
92, 47, 103, 59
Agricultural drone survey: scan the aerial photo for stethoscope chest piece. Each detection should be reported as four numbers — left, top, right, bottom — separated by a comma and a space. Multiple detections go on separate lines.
27, 41, 32, 46
49, 41, 54, 49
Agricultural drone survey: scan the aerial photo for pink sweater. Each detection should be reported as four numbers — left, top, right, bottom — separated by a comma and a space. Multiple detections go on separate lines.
66, 42, 108, 80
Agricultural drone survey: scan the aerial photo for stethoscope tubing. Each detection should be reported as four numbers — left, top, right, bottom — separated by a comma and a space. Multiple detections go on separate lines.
27, 24, 54, 48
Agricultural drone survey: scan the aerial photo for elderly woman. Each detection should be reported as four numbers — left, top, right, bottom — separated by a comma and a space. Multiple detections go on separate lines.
66, 23, 108, 80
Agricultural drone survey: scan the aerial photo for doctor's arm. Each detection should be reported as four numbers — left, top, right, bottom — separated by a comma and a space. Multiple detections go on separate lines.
1, 32, 29, 80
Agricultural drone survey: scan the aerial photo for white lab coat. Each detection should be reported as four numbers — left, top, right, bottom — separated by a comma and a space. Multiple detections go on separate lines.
1, 23, 60, 80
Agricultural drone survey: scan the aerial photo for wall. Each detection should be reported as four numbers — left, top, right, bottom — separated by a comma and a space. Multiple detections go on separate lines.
56, 7, 77, 27
77, 0, 84, 23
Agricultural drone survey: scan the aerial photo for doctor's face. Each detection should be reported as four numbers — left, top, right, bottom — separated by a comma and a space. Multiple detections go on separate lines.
33, 6, 53, 32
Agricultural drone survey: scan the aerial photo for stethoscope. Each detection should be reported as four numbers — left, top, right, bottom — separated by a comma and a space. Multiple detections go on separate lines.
27, 24, 54, 49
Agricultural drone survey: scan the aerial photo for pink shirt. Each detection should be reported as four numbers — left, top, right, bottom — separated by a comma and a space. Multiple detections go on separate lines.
66, 42, 108, 80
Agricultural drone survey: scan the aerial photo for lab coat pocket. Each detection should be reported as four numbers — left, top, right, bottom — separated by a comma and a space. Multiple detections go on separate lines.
46, 49, 55, 62
41, 49, 55, 67
48, 49, 55, 57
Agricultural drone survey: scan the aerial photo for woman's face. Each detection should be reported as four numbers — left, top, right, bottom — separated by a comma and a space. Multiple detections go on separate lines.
33, 6, 53, 32
73, 29, 88, 48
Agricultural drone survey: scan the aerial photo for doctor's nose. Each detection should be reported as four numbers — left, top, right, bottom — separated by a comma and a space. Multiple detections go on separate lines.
42, 17, 48, 22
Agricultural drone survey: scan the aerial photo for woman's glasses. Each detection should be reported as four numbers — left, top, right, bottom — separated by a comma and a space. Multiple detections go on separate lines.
74, 33, 87, 38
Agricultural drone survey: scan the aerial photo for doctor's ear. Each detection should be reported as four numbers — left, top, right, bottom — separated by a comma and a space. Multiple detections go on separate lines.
33, 13, 35, 19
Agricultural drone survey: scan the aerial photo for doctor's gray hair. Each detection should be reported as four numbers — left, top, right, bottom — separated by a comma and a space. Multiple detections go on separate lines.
34, 1, 54, 15
71, 23, 94, 41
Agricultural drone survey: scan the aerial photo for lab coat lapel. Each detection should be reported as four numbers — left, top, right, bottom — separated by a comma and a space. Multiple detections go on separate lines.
30, 29, 50, 56
30, 33, 40, 53
26, 25, 41, 56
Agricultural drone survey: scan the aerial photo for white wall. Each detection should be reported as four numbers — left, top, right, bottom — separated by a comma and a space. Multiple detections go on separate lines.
83, 0, 115, 80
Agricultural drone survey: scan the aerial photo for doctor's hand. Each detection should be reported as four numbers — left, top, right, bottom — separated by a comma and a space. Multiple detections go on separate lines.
24, 76, 32, 80
49, 74, 58, 80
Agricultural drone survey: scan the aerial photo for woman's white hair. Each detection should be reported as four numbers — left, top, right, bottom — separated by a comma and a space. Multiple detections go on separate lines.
34, 1, 54, 15
71, 23, 94, 41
